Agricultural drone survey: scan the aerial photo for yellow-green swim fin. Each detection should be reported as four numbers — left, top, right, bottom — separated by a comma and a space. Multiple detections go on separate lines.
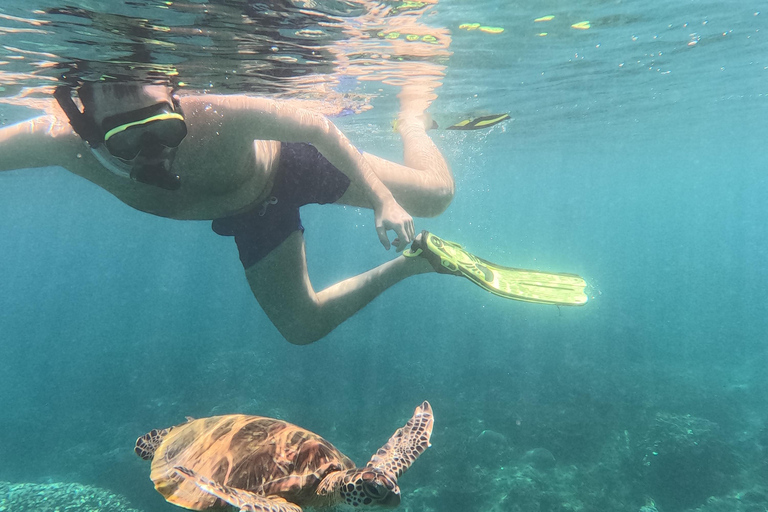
404, 231, 587, 306
445, 113, 510, 130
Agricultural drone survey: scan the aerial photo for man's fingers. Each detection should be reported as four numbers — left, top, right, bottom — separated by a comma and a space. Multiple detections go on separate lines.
377, 215, 414, 252
376, 225, 391, 250
394, 225, 410, 252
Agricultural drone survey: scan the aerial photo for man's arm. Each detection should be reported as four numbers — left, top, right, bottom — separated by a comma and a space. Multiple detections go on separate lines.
0, 114, 80, 172
189, 95, 415, 250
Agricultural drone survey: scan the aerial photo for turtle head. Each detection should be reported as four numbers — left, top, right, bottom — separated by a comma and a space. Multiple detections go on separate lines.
340, 468, 400, 509
135, 428, 170, 460
318, 467, 400, 508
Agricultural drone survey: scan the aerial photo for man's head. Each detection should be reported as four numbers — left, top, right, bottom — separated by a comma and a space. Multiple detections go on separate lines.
78, 82, 173, 125
57, 81, 187, 190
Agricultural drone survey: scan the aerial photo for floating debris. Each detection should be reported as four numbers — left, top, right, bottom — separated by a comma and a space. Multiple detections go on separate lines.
571, 21, 591, 30
458, 23, 504, 34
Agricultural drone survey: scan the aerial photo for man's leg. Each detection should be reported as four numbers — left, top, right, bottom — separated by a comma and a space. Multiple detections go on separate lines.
245, 86, 452, 345
334, 85, 454, 218
246, 231, 433, 345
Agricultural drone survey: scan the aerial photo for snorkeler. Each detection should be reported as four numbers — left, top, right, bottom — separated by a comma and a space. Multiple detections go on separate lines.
0, 81, 586, 345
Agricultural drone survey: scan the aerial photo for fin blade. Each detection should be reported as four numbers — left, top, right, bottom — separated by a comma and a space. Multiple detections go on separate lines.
470, 254, 588, 305
173, 466, 302, 512
425, 232, 587, 306
446, 113, 510, 130
366, 401, 434, 479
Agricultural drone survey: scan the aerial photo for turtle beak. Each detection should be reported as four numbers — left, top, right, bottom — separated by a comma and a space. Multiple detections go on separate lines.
381, 490, 400, 508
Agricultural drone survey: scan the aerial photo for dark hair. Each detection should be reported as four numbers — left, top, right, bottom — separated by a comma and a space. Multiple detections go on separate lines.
77, 81, 148, 113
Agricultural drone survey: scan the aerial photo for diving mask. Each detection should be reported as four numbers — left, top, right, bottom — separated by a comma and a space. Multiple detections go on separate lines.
54, 86, 186, 191
101, 102, 187, 160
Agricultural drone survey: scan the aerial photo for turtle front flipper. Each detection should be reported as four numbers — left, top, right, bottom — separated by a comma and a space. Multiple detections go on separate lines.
135, 428, 170, 461
366, 401, 434, 478
173, 466, 302, 512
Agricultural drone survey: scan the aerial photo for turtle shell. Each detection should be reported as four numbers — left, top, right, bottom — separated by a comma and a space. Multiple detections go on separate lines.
150, 415, 354, 510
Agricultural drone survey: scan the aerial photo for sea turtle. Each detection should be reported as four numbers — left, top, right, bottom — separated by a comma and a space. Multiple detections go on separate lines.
135, 401, 433, 512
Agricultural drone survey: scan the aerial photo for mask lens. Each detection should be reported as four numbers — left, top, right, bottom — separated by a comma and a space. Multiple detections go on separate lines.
105, 118, 187, 160
104, 128, 143, 160
101, 102, 187, 160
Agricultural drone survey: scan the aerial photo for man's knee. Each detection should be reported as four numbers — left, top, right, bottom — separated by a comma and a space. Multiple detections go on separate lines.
418, 183, 454, 217
276, 319, 329, 346
435, 182, 455, 214
264, 302, 330, 345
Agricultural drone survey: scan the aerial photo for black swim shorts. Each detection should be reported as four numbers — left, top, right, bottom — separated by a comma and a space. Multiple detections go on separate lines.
212, 142, 351, 269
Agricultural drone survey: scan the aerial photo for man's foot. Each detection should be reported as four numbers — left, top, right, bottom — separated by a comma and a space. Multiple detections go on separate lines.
398, 232, 436, 274
397, 84, 437, 115
393, 113, 438, 133
403, 230, 460, 275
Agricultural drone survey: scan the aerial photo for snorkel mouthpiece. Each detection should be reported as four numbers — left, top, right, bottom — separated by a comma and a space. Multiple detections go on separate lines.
131, 163, 181, 191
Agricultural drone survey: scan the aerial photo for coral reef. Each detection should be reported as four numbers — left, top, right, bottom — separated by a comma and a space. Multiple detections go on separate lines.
684, 486, 768, 512
0, 481, 142, 512
399, 403, 766, 512
632, 412, 738, 511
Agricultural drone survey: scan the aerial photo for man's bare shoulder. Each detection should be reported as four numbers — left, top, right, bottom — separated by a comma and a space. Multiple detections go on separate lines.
177, 92, 347, 118
176, 92, 327, 145
178, 93, 280, 115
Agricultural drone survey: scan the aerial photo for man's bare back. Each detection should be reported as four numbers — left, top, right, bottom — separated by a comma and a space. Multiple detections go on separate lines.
3, 95, 357, 220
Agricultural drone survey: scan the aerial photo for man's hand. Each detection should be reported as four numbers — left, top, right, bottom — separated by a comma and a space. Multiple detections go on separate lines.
375, 198, 415, 252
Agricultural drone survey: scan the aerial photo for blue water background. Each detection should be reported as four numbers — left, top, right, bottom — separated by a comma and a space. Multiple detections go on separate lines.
1, 1, 768, 511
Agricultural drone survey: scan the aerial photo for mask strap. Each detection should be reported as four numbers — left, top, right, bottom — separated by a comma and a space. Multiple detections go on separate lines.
53, 86, 103, 146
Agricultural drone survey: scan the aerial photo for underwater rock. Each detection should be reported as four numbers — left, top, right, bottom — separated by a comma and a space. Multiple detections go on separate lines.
520, 447, 557, 469
471, 428, 513, 468
683, 486, 768, 511
0, 481, 142, 512
476, 429, 509, 447
634, 412, 737, 511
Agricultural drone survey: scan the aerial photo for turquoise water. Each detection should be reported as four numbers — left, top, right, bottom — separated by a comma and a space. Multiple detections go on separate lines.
1, 1, 767, 511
